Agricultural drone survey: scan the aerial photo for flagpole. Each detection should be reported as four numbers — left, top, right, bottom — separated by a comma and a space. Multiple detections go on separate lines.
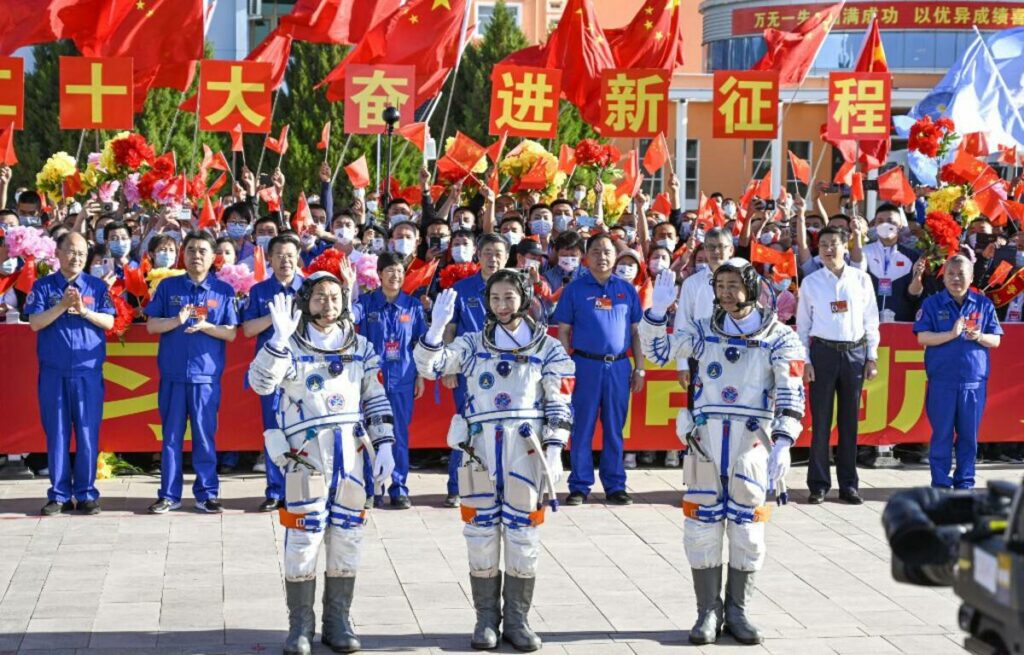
75, 130, 87, 165
393, 90, 446, 173
432, 0, 475, 177
971, 25, 1024, 136
256, 88, 282, 179
331, 133, 354, 186
161, 91, 187, 153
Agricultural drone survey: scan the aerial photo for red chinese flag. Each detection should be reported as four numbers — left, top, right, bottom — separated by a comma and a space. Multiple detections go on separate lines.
961, 132, 990, 157
199, 61, 273, 133
542, 0, 616, 128
643, 132, 670, 176
14, 256, 35, 294
252, 244, 268, 282
0, 124, 16, 166
208, 172, 228, 198
317, 121, 332, 150
279, 0, 402, 45
0, 58, 25, 130
210, 150, 230, 172
755, 168, 772, 199
265, 124, 290, 155
558, 143, 576, 175
877, 166, 915, 205
787, 149, 810, 185
293, 192, 314, 233
345, 155, 371, 189
850, 172, 865, 202
247, 27, 293, 91
402, 258, 439, 294
651, 192, 672, 216
739, 178, 759, 209
752, 1, 843, 85
999, 145, 1019, 166
486, 132, 508, 164
319, 0, 469, 103
59, 56, 134, 130
751, 243, 797, 281
834, 160, 856, 186
517, 158, 552, 191
1002, 199, 1024, 226
395, 122, 427, 152
198, 196, 218, 229
610, 0, 685, 71
123, 264, 149, 301
976, 185, 1008, 226
259, 186, 281, 212
445, 131, 486, 172
230, 124, 244, 152
987, 260, 1013, 289
615, 149, 641, 198
0, 1, 99, 56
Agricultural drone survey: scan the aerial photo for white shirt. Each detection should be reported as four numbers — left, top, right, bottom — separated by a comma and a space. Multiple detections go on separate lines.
862, 240, 914, 282
796, 263, 880, 360
673, 267, 714, 367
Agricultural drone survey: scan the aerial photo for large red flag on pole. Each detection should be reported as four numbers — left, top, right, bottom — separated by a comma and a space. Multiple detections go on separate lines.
751, 1, 844, 85
279, 0, 402, 45
610, 0, 685, 71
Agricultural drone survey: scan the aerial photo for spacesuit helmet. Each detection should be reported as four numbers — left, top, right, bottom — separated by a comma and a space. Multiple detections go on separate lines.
296, 271, 351, 325
484, 267, 533, 326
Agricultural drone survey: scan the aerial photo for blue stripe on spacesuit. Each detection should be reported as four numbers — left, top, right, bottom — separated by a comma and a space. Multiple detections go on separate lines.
509, 471, 537, 490
283, 414, 364, 438
466, 408, 546, 422
735, 473, 766, 492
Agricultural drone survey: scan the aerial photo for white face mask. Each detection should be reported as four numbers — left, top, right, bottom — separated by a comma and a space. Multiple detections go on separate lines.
615, 263, 638, 281
364, 200, 378, 214
391, 237, 415, 256
649, 258, 669, 275
390, 213, 410, 228
558, 256, 579, 273
759, 232, 777, 245
451, 244, 473, 263
300, 233, 316, 248
696, 262, 709, 272
369, 237, 385, 253
335, 226, 356, 244
722, 203, 737, 218
657, 238, 677, 252
553, 214, 572, 231
504, 231, 523, 246
875, 223, 898, 241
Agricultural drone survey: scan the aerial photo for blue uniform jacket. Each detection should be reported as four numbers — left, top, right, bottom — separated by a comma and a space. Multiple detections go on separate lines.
354, 290, 427, 390
450, 272, 488, 337
25, 271, 116, 375
551, 273, 642, 356
913, 289, 1003, 386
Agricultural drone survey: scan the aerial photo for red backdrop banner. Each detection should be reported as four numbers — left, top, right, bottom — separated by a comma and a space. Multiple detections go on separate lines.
2, 324, 1022, 452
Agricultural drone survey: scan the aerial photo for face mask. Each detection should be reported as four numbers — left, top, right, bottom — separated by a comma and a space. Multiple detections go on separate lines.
226, 223, 249, 240
866, 227, 878, 242
876, 223, 898, 241
392, 237, 415, 256
759, 232, 777, 246
94, 232, 106, 245
623, 226, 636, 243
89, 264, 105, 278
300, 233, 316, 248
722, 203, 737, 218
369, 238, 385, 253
131, 235, 141, 248
436, 237, 451, 251
451, 244, 473, 263
530, 219, 552, 236
806, 226, 821, 235
649, 258, 669, 275
558, 256, 579, 273
615, 263, 638, 281
553, 215, 571, 232
390, 214, 410, 228
256, 235, 272, 251
335, 226, 355, 244
657, 238, 677, 252
504, 231, 523, 246
696, 262, 709, 273
495, 211, 506, 222
19, 215, 40, 227
153, 252, 176, 269
108, 240, 130, 258
1, 258, 18, 276
364, 200, 378, 214
773, 277, 791, 292
573, 190, 586, 204
521, 258, 541, 272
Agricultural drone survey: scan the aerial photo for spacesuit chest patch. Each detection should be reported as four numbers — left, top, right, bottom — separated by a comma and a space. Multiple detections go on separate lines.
496, 361, 512, 378
721, 386, 739, 404
494, 392, 512, 410
326, 394, 345, 412
725, 347, 741, 363
707, 362, 722, 379
479, 372, 495, 389
306, 374, 325, 392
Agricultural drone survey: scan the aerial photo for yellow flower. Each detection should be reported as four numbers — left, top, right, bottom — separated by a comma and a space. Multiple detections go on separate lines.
926, 185, 980, 222
147, 267, 186, 295
99, 131, 132, 173
35, 152, 78, 201
95, 452, 114, 480
585, 186, 632, 224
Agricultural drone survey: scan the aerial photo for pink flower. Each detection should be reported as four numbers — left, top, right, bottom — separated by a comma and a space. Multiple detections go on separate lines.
4, 226, 55, 260
216, 263, 257, 296
123, 173, 141, 206
87, 152, 104, 171
96, 181, 120, 202
355, 254, 380, 291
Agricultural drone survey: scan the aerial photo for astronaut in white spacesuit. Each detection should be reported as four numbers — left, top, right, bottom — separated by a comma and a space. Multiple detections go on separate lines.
248, 271, 396, 655
414, 269, 575, 652
640, 260, 806, 646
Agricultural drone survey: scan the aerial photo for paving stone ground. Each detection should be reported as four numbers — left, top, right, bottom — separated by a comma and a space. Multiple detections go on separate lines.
2, 460, 1012, 654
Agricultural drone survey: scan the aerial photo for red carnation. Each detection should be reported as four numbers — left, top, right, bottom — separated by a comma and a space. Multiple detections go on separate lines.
187, 173, 206, 200
440, 262, 480, 289
106, 291, 135, 340
136, 170, 161, 201
909, 116, 957, 159
111, 133, 155, 170
924, 211, 963, 253
305, 248, 346, 278
150, 152, 176, 179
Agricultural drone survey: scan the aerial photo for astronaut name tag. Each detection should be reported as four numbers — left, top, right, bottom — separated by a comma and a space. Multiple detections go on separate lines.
594, 297, 612, 311
830, 300, 849, 314
878, 278, 893, 296
190, 305, 209, 321
384, 340, 401, 361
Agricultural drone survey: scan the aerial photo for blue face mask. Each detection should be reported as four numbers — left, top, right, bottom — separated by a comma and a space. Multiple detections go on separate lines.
553, 215, 571, 232
153, 252, 176, 269
226, 223, 249, 240
94, 232, 106, 245
108, 240, 130, 258
530, 219, 552, 236
256, 235, 272, 251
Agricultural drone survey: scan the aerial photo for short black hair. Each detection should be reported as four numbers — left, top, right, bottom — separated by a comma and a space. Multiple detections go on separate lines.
182, 230, 218, 252
477, 232, 509, 252
376, 251, 405, 273
451, 228, 475, 242
254, 215, 281, 231
0, 209, 16, 221
819, 225, 849, 243
103, 220, 131, 242
553, 230, 583, 252
874, 202, 901, 216
387, 199, 412, 212
360, 223, 387, 239
16, 190, 41, 207
222, 201, 253, 224
527, 203, 552, 218
308, 202, 325, 214
551, 198, 574, 210
214, 236, 237, 254
268, 233, 300, 256
586, 232, 616, 252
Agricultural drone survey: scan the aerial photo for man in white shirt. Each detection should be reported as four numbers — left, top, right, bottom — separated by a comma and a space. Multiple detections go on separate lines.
797, 226, 880, 505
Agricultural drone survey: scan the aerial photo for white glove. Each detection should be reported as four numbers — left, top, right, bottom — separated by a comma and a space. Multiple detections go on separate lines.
767, 439, 792, 489
650, 271, 677, 320
544, 446, 564, 486
263, 428, 290, 468
268, 292, 301, 350
426, 288, 458, 345
373, 442, 395, 489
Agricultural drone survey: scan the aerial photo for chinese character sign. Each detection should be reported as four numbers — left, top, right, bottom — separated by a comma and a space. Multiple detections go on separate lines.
488, 64, 562, 139
343, 64, 416, 136
59, 57, 134, 131
599, 69, 669, 138
0, 57, 25, 130
826, 72, 891, 141
732, 2, 1024, 33
712, 71, 779, 139
199, 61, 273, 133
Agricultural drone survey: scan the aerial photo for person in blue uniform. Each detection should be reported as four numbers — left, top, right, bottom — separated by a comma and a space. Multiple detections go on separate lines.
146, 231, 239, 514
354, 251, 427, 509
914, 254, 1002, 489
441, 233, 510, 507
241, 232, 303, 512
26, 232, 115, 516
553, 233, 645, 506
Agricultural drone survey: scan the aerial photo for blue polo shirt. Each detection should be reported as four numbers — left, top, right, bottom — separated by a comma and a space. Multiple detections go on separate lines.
145, 273, 239, 383
241, 273, 304, 351
450, 272, 488, 337
913, 289, 1002, 386
552, 273, 641, 356
25, 271, 116, 376
354, 289, 426, 390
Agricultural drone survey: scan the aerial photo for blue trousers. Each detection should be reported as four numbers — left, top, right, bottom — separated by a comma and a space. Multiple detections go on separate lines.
39, 370, 103, 503
447, 379, 466, 495
363, 385, 415, 499
158, 380, 221, 503
259, 393, 286, 500
567, 357, 631, 496
927, 382, 985, 489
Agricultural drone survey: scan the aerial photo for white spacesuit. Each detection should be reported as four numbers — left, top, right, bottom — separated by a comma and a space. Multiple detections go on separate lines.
640, 261, 805, 646
248, 272, 395, 655
414, 269, 574, 652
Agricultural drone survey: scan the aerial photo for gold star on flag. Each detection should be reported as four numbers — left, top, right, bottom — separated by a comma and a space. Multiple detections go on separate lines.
596, 35, 605, 42
136, 0, 145, 8
644, 20, 654, 29
408, 13, 419, 23
654, 31, 664, 40
644, 6, 654, 15
432, 0, 451, 9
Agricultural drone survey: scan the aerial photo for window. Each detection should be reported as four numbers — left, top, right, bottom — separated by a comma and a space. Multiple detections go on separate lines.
752, 140, 772, 181
475, 2, 522, 38
639, 138, 665, 194
786, 140, 811, 197
684, 139, 700, 204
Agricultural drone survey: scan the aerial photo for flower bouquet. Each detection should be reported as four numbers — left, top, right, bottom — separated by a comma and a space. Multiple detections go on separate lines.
5, 225, 58, 277
919, 211, 964, 269
586, 184, 631, 225
908, 117, 957, 159
35, 153, 81, 203
353, 254, 380, 293
440, 262, 480, 289
105, 290, 135, 342
146, 267, 185, 295
216, 263, 257, 299
499, 140, 567, 203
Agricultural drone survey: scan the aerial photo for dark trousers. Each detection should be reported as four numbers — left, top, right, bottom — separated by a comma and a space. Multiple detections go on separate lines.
807, 340, 866, 494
